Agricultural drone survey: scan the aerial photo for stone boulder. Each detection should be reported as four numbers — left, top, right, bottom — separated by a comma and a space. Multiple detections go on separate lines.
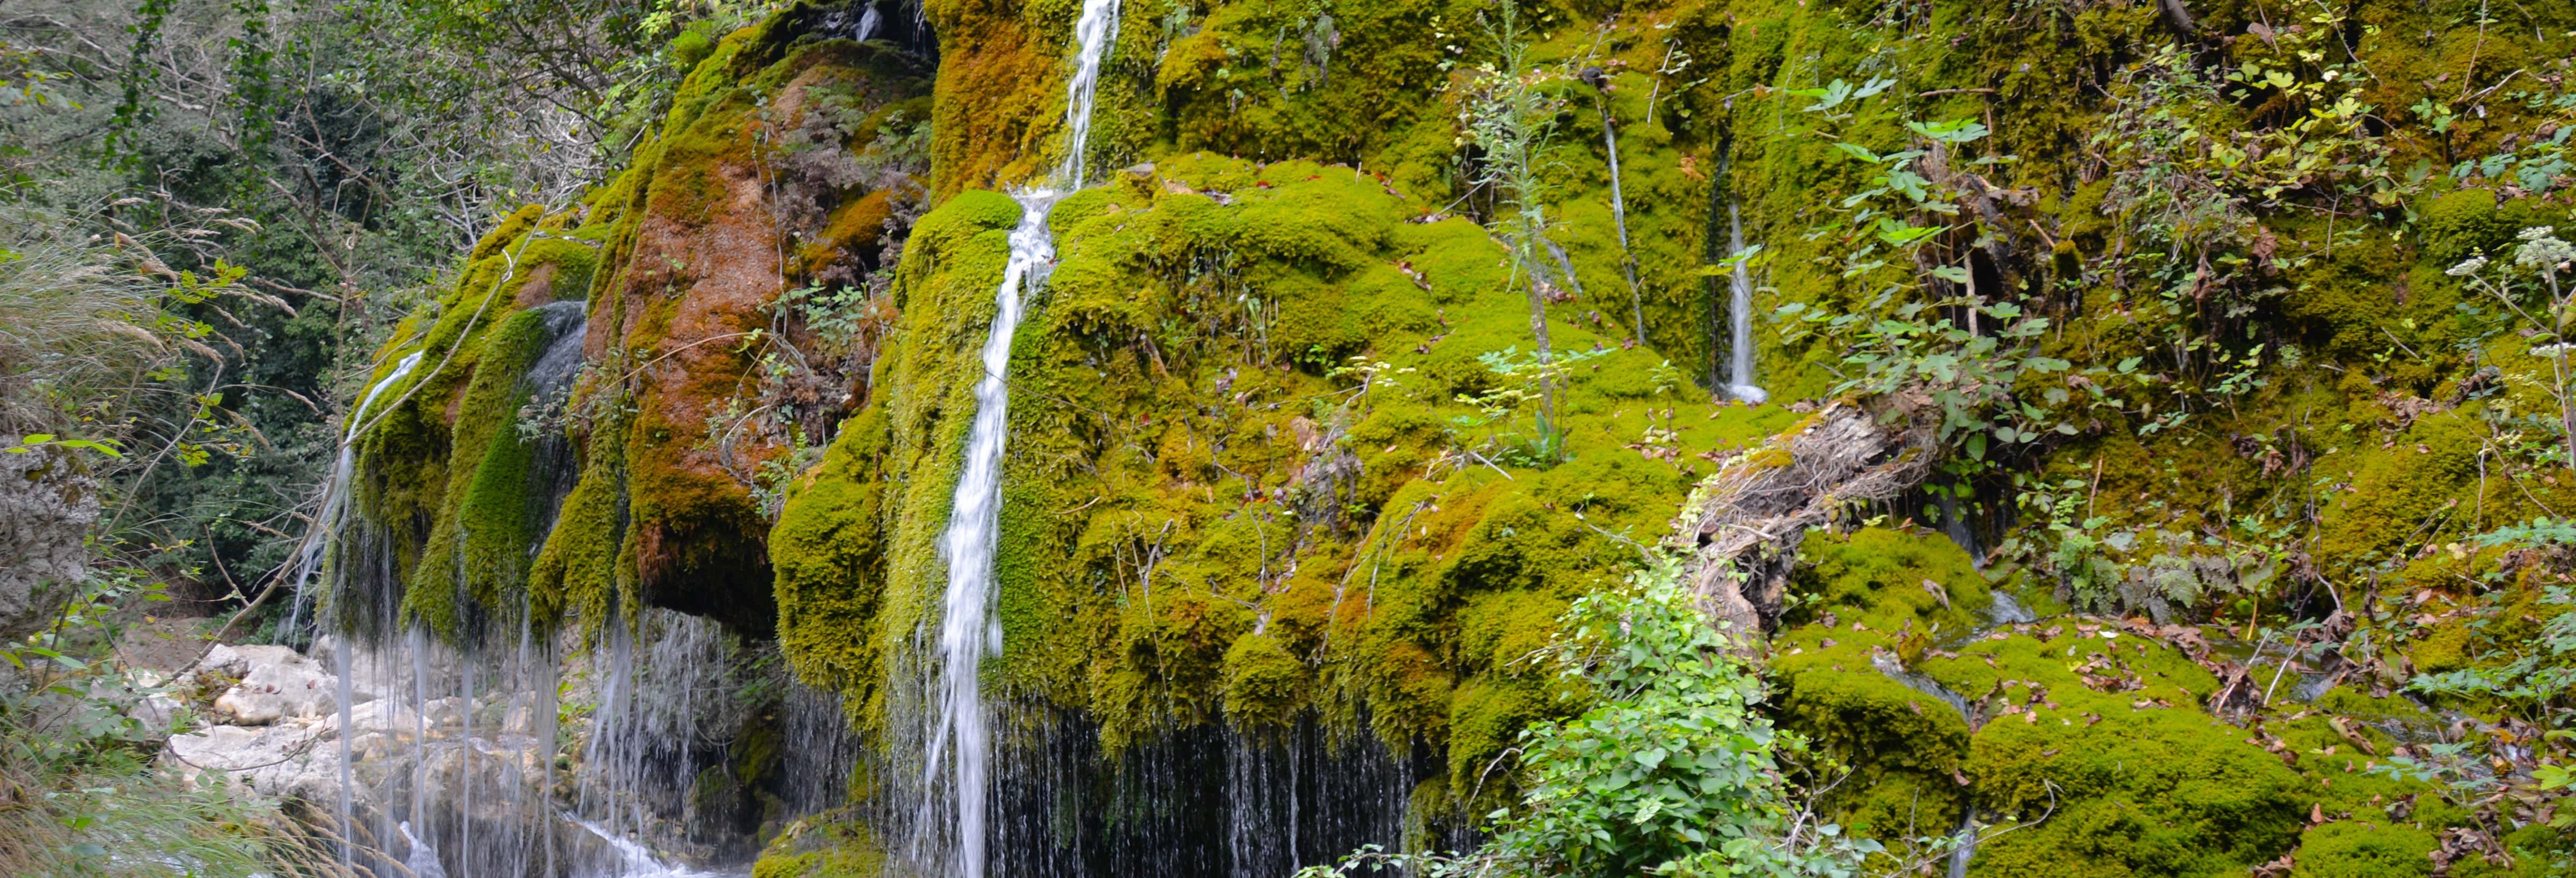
205, 643, 348, 725
165, 722, 345, 804
0, 445, 99, 658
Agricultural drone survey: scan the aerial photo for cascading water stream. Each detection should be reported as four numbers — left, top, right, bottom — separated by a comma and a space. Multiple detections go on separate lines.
295, 350, 426, 638
917, 2, 1119, 875
310, 302, 835, 878
1724, 201, 1767, 404
324, 350, 425, 866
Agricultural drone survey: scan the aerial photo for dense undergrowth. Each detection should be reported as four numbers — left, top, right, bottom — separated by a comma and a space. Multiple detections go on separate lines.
0, 208, 342, 873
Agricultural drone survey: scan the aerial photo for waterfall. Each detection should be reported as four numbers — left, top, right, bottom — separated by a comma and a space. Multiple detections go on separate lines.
1724, 200, 1767, 404
919, 188, 1050, 878
853, 3, 882, 42
1058, 0, 1122, 192
314, 304, 811, 878
327, 605, 777, 878
293, 350, 426, 637
916, 3, 1119, 876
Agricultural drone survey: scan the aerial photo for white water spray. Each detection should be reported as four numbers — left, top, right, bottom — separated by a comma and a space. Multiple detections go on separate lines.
327, 351, 424, 865
301, 352, 425, 623
1724, 201, 1767, 404
920, 2, 1119, 875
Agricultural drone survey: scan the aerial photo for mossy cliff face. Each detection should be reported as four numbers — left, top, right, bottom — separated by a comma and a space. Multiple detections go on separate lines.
333, 0, 2576, 873
342, 204, 603, 639
773, 152, 1797, 794
345, 14, 934, 640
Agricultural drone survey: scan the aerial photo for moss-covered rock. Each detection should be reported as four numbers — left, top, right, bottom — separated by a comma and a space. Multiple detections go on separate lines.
2292, 820, 2437, 877
1930, 629, 2310, 876
1792, 525, 1992, 634
331, 0, 2576, 872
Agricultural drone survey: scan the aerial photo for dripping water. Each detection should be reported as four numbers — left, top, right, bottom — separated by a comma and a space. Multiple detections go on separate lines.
977, 711, 1420, 878
913, 2, 1119, 875
322, 349, 425, 867
853, 3, 882, 42
312, 305, 795, 877
1724, 199, 1767, 404
294, 350, 426, 639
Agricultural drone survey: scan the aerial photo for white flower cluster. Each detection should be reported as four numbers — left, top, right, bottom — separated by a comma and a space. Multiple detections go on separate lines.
2517, 226, 2574, 277
2450, 228, 2576, 280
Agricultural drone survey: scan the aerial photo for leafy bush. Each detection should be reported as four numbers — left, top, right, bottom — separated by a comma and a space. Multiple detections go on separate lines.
1301, 560, 1877, 877
1484, 560, 1879, 877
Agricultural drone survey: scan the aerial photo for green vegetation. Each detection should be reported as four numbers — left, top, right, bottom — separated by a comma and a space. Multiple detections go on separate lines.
0, 205, 335, 874
1300, 560, 1880, 878
18, 0, 2576, 874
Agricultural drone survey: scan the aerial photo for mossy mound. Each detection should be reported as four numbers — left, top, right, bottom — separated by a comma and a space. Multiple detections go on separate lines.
1772, 624, 1973, 844
2290, 820, 2436, 877
326, 0, 2576, 871
1791, 525, 1993, 634
772, 152, 1795, 802
340, 205, 603, 640
751, 811, 885, 878
1926, 628, 2309, 876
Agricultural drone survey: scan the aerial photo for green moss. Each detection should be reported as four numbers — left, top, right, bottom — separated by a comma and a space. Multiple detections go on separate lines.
769, 406, 895, 720
1791, 526, 1992, 635
1918, 630, 2309, 875
1220, 631, 1308, 728
1771, 627, 1971, 838
2292, 821, 2436, 877
2424, 187, 2512, 266
772, 149, 1787, 794
751, 811, 884, 878
398, 305, 568, 638
319, 0, 2576, 868
528, 429, 633, 632
2308, 686, 2433, 726
2317, 410, 2489, 576
347, 203, 610, 640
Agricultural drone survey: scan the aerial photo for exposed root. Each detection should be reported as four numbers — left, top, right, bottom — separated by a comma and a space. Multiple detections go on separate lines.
1671, 394, 1939, 641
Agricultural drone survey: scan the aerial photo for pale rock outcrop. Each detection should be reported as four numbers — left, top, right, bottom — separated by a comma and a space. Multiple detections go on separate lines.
0, 446, 100, 690
205, 643, 347, 725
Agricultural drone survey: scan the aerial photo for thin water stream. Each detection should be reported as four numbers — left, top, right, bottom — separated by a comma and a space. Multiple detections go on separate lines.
1723, 199, 1766, 403
913, 2, 1119, 876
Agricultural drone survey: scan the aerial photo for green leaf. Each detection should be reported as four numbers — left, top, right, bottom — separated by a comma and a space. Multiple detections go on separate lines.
1906, 118, 1990, 144
1831, 142, 1882, 163
55, 438, 123, 458
1875, 219, 1941, 247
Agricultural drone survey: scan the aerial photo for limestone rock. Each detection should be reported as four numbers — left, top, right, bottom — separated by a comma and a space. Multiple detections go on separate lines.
208, 644, 346, 725
0, 445, 99, 648
165, 721, 342, 804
